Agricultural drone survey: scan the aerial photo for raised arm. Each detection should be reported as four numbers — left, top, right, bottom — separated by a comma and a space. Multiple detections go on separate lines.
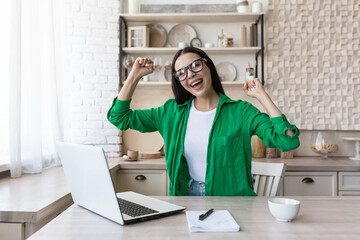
118, 57, 153, 101
243, 78, 295, 137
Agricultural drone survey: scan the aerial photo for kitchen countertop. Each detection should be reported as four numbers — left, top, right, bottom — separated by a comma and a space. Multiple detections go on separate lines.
28, 195, 360, 240
117, 156, 360, 172
0, 157, 121, 223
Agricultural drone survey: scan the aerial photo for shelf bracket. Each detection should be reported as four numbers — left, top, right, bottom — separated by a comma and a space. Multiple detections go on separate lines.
119, 16, 128, 89
254, 15, 265, 86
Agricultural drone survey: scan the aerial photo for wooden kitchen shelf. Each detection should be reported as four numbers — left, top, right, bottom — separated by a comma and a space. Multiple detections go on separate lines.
122, 47, 261, 55
135, 81, 244, 87
121, 12, 263, 23
119, 12, 265, 85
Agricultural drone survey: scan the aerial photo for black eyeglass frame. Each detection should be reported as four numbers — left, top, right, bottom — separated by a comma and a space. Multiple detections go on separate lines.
173, 58, 208, 82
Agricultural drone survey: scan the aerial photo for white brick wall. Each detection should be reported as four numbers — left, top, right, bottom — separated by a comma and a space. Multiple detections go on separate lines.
66, 0, 123, 157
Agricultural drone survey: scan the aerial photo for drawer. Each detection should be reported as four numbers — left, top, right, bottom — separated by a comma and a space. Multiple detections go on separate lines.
283, 172, 337, 196
338, 172, 360, 191
117, 169, 168, 196
338, 191, 360, 196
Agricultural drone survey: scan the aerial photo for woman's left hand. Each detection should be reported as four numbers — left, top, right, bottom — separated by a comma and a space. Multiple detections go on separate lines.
243, 78, 265, 98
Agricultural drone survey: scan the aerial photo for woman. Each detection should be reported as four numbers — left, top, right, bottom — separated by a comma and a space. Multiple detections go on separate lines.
108, 47, 300, 196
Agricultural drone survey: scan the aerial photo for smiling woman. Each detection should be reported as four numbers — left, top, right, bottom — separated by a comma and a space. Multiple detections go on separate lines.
107, 47, 300, 196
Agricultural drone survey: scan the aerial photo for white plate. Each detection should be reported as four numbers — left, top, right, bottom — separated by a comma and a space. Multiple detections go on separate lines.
216, 62, 237, 81
168, 24, 197, 48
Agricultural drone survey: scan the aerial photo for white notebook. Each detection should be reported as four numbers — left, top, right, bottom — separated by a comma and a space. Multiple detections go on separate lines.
186, 210, 240, 233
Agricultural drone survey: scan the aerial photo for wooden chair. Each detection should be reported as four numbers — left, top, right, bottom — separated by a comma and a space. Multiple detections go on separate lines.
251, 162, 287, 196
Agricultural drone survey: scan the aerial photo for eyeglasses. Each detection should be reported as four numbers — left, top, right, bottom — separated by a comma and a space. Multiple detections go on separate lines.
173, 58, 207, 81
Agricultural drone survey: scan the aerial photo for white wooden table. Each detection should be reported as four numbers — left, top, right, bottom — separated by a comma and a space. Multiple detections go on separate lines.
28, 196, 360, 240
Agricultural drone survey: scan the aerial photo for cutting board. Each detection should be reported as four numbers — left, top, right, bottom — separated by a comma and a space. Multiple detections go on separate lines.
122, 129, 164, 158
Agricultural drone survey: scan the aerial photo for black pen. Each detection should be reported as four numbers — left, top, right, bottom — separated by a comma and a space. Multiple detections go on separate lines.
199, 208, 214, 221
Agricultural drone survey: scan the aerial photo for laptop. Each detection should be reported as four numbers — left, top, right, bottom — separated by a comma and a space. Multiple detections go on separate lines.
55, 141, 185, 225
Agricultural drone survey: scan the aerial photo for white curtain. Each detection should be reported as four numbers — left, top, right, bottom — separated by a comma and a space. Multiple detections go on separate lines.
0, 0, 67, 177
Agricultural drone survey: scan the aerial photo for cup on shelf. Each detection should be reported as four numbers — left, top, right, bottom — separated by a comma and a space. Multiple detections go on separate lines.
204, 43, 214, 48
178, 42, 187, 48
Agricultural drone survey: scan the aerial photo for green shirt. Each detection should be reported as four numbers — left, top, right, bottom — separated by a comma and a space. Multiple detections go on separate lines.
107, 93, 300, 196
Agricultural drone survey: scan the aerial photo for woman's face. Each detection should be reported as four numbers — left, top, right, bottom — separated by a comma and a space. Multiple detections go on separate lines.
174, 53, 213, 98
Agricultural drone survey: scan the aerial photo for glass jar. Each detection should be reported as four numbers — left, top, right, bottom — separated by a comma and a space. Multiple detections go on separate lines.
222, 32, 234, 47
217, 30, 224, 48
245, 67, 255, 80
310, 131, 339, 159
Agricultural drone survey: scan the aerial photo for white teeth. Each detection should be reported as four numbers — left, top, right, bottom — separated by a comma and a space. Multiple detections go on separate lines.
191, 80, 202, 87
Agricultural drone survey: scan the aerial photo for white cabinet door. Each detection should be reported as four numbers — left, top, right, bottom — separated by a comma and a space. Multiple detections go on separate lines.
283, 172, 337, 196
117, 169, 168, 196
338, 172, 360, 196
338, 172, 360, 191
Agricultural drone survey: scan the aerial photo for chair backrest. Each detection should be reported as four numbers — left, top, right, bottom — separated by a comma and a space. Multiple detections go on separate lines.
251, 162, 286, 196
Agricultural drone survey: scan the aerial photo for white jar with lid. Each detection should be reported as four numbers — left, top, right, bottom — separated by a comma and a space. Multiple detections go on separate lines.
128, 0, 140, 14
236, 0, 249, 13
252, 1, 263, 13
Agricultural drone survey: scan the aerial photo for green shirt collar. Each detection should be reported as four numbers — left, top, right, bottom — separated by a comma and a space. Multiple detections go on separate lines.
176, 93, 235, 107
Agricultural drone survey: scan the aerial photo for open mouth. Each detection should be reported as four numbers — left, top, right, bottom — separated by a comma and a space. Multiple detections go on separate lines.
190, 79, 203, 88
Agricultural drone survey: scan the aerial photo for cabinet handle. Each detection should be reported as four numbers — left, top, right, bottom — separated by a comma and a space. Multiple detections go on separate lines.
301, 177, 314, 183
135, 175, 147, 181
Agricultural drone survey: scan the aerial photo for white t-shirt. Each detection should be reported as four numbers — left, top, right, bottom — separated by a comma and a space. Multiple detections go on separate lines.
183, 100, 216, 182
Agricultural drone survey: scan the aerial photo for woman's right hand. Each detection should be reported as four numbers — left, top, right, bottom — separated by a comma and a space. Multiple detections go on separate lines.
128, 57, 153, 81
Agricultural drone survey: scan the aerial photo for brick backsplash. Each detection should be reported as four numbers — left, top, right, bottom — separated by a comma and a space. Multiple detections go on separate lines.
66, 0, 122, 157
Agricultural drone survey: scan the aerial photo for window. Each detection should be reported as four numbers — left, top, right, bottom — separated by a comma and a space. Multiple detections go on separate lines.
0, 1, 11, 170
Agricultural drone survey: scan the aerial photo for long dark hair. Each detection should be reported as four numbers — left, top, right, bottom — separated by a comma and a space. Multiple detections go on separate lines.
171, 47, 225, 104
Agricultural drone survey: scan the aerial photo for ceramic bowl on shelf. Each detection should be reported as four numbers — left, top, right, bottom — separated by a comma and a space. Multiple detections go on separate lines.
310, 131, 339, 159
268, 198, 300, 222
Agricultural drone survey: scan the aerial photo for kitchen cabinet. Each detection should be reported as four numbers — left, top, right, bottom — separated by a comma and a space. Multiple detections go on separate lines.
283, 172, 338, 196
118, 12, 265, 86
0, 223, 23, 240
116, 169, 168, 196
338, 172, 360, 196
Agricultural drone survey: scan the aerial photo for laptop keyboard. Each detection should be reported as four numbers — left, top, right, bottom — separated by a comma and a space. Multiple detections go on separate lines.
117, 198, 159, 217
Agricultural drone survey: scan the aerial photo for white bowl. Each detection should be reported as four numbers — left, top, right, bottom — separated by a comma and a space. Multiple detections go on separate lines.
268, 198, 300, 222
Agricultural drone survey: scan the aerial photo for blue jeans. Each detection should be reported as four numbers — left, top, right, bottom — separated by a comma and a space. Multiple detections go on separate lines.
187, 179, 205, 196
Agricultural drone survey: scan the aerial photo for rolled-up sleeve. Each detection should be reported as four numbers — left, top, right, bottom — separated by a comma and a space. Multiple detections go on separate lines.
244, 103, 300, 152
270, 114, 300, 139
107, 97, 160, 133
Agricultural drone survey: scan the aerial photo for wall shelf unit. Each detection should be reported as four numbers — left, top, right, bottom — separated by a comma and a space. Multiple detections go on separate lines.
119, 12, 265, 87
132, 81, 244, 87
122, 47, 261, 55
